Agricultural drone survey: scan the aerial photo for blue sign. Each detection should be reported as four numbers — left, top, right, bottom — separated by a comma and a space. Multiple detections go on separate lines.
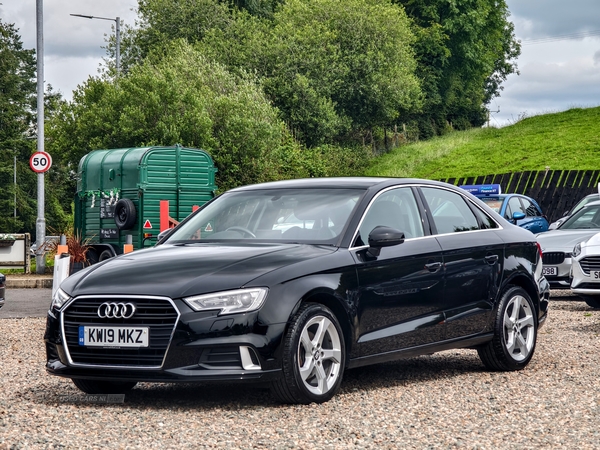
459, 184, 502, 196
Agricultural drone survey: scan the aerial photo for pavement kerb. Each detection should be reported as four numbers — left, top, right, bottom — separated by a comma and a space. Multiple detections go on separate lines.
5, 277, 53, 289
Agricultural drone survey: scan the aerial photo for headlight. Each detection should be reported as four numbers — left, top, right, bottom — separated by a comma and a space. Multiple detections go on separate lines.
183, 288, 268, 315
51, 288, 71, 310
572, 242, 582, 258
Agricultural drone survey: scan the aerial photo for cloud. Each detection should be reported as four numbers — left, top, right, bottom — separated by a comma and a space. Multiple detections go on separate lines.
0, 0, 137, 99
508, 0, 600, 38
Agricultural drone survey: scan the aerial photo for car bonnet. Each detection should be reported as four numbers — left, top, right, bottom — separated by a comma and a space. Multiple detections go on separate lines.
59, 243, 337, 298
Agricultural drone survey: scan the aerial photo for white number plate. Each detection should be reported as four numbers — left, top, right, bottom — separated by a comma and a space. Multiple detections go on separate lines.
591, 271, 600, 279
79, 326, 149, 347
542, 266, 558, 276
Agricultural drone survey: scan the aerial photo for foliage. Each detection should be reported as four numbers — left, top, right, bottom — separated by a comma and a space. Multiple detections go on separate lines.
394, 0, 520, 134
0, 19, 72, 238
46, 41, 287, 191
201, 0, 422, 148
365, 107, 600, 180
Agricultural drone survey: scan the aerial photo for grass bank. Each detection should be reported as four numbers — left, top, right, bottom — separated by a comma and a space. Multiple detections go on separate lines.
365, 107, 600, 179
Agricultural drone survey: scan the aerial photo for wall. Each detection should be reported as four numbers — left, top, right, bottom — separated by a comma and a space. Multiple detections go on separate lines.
440, 170, 600, 223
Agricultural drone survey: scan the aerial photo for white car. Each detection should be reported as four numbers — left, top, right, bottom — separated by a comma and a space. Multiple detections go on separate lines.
536, 200, 600, 290
571, 231, 600, 308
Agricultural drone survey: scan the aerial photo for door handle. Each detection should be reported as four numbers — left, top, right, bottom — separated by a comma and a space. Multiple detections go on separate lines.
425, 261, 443, 272
485, 254, 499, 265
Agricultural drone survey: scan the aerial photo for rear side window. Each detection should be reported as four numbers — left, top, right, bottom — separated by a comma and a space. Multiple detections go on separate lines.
422, 187, 480, 234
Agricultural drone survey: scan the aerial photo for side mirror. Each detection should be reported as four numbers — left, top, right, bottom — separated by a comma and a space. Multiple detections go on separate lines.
512, 212, 526, 222
367, 226, 405, 258
156, 228, 173, 244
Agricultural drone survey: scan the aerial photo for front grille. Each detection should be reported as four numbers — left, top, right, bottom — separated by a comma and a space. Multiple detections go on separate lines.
579, 256, 600, 275
62, 296, 179, 367
543, 252, 565, 265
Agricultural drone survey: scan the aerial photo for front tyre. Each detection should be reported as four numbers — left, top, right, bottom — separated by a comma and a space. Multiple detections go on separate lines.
271, 303, 345, 404
580, 295, 600, 308
478, 286, 537, 371
72, 379, 137, 394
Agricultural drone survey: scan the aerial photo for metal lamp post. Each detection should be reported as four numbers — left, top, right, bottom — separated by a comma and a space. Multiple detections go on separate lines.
36, 0, 46, 274
70, 13, 120, 74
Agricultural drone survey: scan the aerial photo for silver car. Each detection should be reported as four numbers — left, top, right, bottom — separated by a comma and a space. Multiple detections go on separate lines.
571, 231, 600, 308
548, 193, 599, 230
537, 200, 600, 289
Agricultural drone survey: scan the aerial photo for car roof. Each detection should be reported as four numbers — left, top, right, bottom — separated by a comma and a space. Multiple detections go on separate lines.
582, 199, 600, 208
475, 193, 529, 200
228, 177, 459, 192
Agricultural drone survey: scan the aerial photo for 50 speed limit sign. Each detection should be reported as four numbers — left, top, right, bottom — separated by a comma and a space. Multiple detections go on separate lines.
29, 151, 52, 173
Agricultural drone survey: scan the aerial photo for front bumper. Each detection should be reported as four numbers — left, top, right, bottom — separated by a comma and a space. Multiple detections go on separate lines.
543, 257, 572, 289
571, 257, 600, 296
44, 295, 285, 384
0, 273, 5, 309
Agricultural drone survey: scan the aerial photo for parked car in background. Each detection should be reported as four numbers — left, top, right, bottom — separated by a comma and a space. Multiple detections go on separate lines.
460, 185, 549, 234
45, 178, 549, 404
0, 273, 5, 309
548, 193, 600, 230
570, 231, 600, 308
536, 200, 600, 289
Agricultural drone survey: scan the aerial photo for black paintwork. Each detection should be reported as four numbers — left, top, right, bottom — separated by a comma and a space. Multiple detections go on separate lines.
44, 177, 549, 385
0, 273, 5, 309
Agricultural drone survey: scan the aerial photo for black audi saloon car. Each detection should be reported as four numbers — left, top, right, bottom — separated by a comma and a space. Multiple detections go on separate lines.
45, 178, 549, 404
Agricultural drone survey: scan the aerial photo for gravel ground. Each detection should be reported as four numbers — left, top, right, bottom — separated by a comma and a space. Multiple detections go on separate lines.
1, 296, 599, 449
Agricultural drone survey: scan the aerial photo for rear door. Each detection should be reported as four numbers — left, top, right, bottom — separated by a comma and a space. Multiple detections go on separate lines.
420, 186, 504, 340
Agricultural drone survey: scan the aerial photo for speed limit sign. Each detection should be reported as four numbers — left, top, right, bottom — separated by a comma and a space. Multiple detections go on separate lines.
29, 151, 52, 173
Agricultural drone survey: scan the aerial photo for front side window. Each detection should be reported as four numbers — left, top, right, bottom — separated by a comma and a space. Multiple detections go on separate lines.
355, 187, 424, 246
422, 187, 480, 234
166, 188, 363, 243
506, 197, 526, 220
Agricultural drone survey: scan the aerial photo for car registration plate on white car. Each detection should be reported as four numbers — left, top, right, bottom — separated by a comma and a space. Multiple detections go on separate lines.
591, 271, 600, 279
79, 326, 149, 347
542, 266, 558, 276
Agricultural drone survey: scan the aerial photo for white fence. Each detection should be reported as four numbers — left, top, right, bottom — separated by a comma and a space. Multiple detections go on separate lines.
0, 233, 31, 273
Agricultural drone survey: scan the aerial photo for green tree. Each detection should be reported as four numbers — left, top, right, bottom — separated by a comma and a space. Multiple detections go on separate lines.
396, 0, 520, 134
0, 20, 71, 237
47, 41, 286, 191
202, 0, 422, 147
0, 19, 37, 233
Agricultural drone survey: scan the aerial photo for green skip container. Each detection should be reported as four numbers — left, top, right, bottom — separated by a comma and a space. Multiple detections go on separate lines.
75, 145, 217, 263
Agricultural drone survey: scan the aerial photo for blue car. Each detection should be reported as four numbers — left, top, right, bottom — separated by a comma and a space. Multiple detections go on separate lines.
460, 184, 549, 234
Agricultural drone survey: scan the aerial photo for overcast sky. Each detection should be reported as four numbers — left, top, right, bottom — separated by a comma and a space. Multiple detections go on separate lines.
2, 0, 600, 127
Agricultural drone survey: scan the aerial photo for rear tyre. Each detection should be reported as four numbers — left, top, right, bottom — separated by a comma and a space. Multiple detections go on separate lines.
580, 295, 600, 308
72, 379, 137, 394
271, 303, 345, 404
478, 286, 537, 371
99, 249, 114, 262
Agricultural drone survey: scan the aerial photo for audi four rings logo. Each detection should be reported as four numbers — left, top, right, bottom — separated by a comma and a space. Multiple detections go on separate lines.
97, 302, 137, 319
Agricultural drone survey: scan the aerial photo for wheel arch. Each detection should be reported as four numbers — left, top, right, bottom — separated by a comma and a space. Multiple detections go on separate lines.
501, 273, 540, 322
287, 289, 354, 364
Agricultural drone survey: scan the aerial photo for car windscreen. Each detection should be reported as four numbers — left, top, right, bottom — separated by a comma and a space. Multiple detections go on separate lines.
478, 196, 504, 213
166, 188, 364, 244
559, 204, 600, 230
